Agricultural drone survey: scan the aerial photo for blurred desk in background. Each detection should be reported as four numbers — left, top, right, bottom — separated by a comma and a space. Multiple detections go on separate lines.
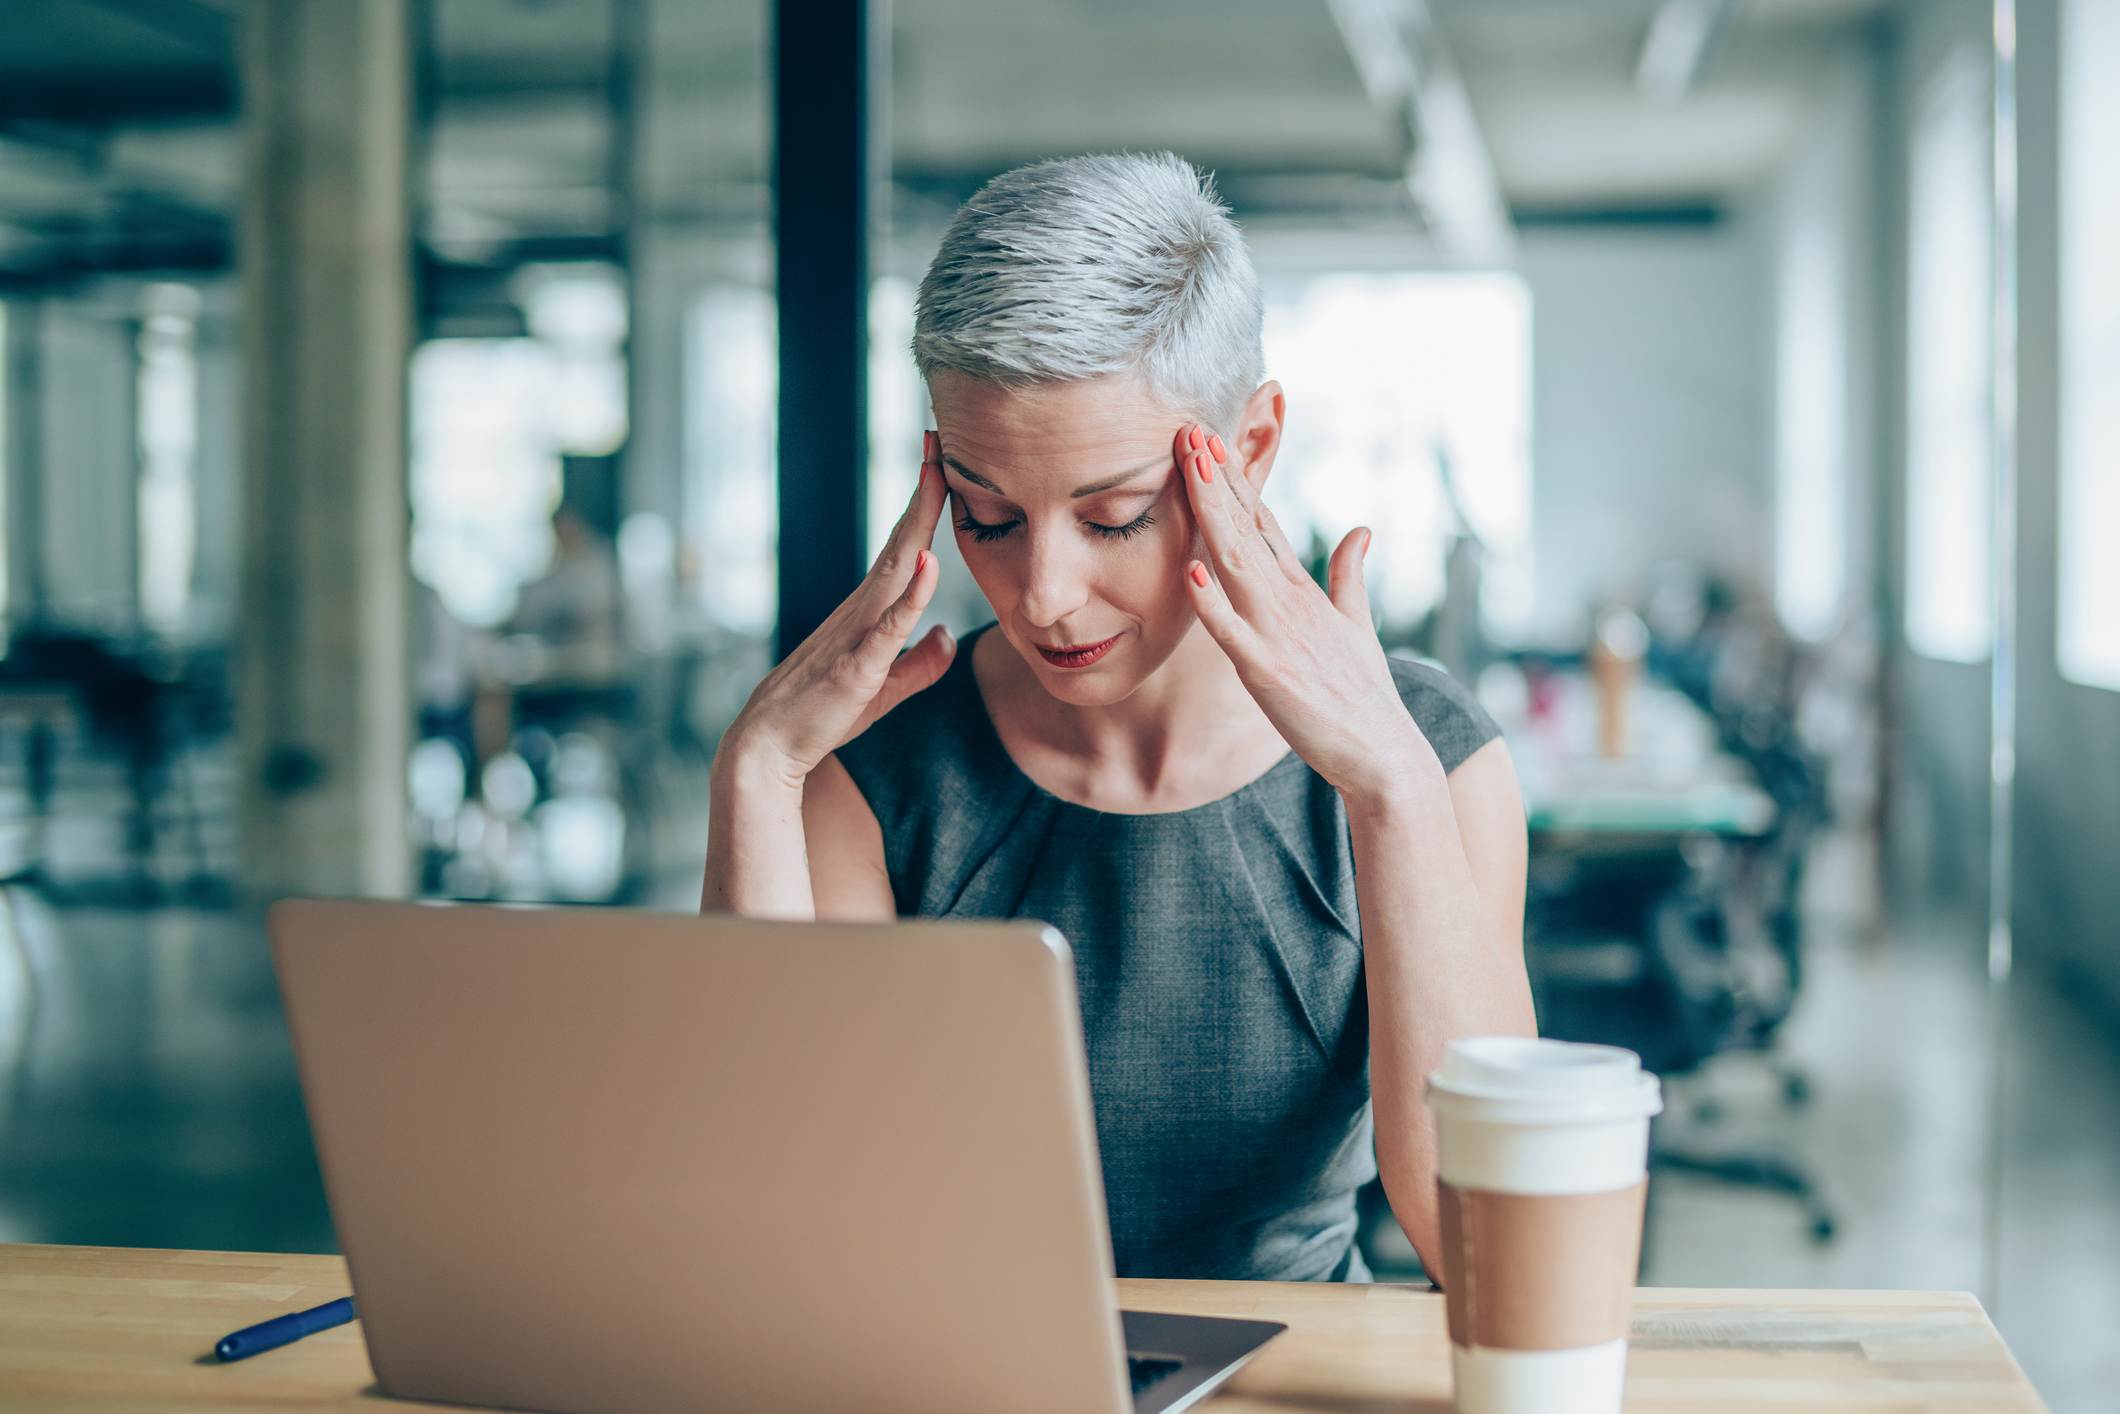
0, 1244, 2048, 1411
1523, 756, 1777, 843
1493, 671, 1778, 845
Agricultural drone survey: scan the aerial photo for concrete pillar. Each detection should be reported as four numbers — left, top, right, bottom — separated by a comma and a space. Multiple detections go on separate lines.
236, 0, 413, 899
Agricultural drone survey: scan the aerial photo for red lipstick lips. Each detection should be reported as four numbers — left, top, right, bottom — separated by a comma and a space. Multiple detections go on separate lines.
1036, 634, 1121, 669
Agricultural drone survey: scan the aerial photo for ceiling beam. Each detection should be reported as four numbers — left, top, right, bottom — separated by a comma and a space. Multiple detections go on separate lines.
1325, 0, 1513, 263
80, 0, 236, 57
1634, 0, 1730, 102
0, 70, 234, 127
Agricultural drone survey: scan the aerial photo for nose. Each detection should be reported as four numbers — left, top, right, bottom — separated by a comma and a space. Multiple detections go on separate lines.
1016, 523, 1092, 629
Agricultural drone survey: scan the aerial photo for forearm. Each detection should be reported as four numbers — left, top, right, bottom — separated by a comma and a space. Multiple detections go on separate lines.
701, 744, 816, 920
1347, 743, 1536, 1286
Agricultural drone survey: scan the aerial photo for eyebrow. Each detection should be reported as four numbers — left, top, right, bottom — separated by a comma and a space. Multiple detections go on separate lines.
942, 455, 1169, 500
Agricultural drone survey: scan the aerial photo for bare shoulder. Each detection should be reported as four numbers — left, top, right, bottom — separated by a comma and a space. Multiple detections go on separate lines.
802, 753, 896, 922
1446, 736, 1523, 816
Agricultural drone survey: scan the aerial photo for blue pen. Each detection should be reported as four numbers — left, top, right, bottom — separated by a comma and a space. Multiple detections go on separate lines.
214, 1296, 358, 1361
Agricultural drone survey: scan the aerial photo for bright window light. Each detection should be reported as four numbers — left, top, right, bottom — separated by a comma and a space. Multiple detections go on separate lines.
521, 267, 629, 457
1262, 272, 1533, 637
1904, 49, 1993, 665
867, 276, 921, 563
136, 286, 201, 633
2059, 0, 2120, 690
1775, 210, 1847, 642
410, 268, 628, 628
684, 287, 777, 636
410, 339, 566, 627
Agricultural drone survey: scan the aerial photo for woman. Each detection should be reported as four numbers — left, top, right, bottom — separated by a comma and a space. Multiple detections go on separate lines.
702, 150, 1535, 1287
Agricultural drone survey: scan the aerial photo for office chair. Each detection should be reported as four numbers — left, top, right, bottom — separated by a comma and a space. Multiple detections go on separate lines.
1526, 816, 1839, 1250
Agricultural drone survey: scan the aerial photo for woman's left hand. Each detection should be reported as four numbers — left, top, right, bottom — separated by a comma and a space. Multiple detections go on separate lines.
1174, 423, 1433, 808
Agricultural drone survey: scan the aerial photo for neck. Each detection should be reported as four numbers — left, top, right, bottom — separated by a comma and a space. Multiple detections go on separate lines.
977, 620, 1282, 795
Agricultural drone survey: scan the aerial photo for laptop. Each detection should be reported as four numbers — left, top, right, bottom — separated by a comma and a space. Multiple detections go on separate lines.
269, 899, 1285, 1414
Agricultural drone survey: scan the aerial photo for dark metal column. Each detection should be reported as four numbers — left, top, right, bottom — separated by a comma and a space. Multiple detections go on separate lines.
772, 0, 884, 661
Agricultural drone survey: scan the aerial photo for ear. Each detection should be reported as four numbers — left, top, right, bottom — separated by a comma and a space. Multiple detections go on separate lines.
1227, 380, 1286, 496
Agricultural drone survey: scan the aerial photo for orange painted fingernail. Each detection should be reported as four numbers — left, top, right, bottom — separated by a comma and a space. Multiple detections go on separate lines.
1189, 562, 1209, 588
1208, 434, 1226, 462
1197, 452, 1213, 484
1188, 426, 1205, 451
915, 549, 931, 574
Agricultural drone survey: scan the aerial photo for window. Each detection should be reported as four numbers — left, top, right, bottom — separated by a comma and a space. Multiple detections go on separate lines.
136, 285, 200, 632
867, 276, 922, 564
2059, 0, 2120, 689
1261, 272, 1533, 637
410, 337, 566, 626
684, 286, 777, 636
1903, 48, 1993, 664
1775, 204, 1848, 642
410, 268, 627, 628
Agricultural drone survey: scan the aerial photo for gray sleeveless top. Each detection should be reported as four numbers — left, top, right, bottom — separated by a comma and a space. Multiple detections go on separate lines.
835, 623, 1501, 1282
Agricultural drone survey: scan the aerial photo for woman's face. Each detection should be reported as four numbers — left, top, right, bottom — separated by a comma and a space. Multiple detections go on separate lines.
928, 369, 1210, 705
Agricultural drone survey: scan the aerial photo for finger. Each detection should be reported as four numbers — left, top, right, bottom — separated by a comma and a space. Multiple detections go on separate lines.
809, 436, 941, 663
868, 622, 956, 719
1251, 492, 1310, 585
853, 545, 941, 677
1177, 425, 1274, 609
871, 432, 948, 592
1183, 557, 1259, 662
1202, 434, 1305, 582
910, 430, 949, 542
1327, 527, 1374, 625
1204, 430, 1262, 525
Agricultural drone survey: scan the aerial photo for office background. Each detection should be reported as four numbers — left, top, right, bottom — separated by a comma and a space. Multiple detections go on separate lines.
0, 0, 2113, 1408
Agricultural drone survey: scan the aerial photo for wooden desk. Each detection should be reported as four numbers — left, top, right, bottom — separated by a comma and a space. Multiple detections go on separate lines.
0, 1244, 2045, 1412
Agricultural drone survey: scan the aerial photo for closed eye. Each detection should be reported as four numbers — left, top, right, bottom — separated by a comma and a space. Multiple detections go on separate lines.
952, 507, 1158, 544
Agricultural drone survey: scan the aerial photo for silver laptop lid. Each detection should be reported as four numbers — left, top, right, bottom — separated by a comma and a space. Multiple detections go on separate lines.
270, 899, 1134, 1414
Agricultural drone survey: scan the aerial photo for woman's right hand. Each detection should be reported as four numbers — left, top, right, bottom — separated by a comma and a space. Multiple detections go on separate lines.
719, 430, 955, 787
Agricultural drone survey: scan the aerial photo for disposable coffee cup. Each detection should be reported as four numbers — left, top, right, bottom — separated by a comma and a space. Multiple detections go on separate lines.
1424, 1037, 1663, 1414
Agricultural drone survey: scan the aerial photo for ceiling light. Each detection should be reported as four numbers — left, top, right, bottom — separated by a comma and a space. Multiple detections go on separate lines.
1636, 0, 1727, 102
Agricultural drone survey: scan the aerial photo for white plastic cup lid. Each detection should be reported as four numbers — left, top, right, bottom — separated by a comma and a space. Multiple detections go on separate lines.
1426, 1036, 1663, 1125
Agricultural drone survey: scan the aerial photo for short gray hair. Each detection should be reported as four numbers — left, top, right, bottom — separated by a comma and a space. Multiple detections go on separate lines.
913, 150, 1265, 432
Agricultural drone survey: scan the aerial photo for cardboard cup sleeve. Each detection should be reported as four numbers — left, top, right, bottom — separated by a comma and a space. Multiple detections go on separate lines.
1438, 1179, 1648, 1352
